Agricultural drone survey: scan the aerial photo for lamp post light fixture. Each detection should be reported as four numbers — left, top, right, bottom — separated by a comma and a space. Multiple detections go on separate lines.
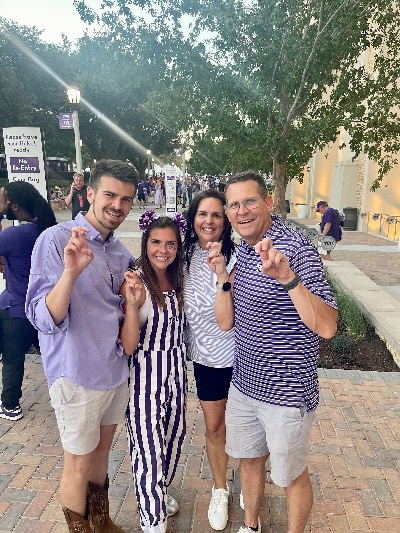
67, 88, 83, 174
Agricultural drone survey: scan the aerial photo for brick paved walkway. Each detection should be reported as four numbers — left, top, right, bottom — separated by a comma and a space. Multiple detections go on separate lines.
1, 355, 400, 532
1, 209, 400, 532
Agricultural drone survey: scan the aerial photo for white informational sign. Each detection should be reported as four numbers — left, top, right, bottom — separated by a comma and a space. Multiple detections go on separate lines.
3, 127, 48, 200
163, 165, 177, 216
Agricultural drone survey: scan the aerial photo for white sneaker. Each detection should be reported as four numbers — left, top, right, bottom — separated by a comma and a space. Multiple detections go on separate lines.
166, 494, 179, 516
208, 483, 229, 530
238, 518, 261, 532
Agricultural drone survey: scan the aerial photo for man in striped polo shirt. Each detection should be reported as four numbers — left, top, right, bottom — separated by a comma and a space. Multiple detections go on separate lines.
209, 172, 338, 533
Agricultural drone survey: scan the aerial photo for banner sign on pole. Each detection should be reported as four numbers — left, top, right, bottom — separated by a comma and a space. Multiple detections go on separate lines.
163, 165, 177, 216
3, 127, 48, 200
58, 113, 74, 129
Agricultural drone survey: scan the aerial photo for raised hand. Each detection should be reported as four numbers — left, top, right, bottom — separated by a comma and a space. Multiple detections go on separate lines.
206, 242, 228, 277
254, 238, 292, 283
64, 226, 94, 275
123, 269, 144, 309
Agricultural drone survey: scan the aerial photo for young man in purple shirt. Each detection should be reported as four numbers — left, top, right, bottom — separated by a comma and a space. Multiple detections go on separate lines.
26, 159, 138, 533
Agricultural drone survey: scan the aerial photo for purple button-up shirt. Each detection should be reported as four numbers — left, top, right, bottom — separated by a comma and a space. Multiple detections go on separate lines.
26, 213, 134, 390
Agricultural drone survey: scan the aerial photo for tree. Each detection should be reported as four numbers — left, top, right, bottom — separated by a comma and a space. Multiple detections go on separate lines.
0, 19, 179, 177
75, 0, 400, 212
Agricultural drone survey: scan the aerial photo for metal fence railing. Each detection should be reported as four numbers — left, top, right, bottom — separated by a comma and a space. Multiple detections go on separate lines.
285, 219, 336, 252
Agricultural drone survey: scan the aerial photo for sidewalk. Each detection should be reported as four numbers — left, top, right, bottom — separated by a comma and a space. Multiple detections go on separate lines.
1, 207, 400, 532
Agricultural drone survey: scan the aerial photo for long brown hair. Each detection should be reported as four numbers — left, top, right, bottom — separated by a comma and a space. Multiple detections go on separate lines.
137, 217, 184, 310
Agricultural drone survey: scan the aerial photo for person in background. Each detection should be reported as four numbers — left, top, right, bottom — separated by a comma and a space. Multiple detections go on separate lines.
209, 172, 338, 533
64, 172, 90, 219
137, 180, 146, 209
183, 190, 236, 530
0, 182, 56, 421
120, 210, 187, 533
181, 181, 187, 208
315, 200, 342, 260
187, 181, 193, 204
26, 159, 138, 533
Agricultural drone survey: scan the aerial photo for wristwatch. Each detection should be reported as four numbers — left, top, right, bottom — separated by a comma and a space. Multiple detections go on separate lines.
216, 280, 232, 292
280, 274, 301, 292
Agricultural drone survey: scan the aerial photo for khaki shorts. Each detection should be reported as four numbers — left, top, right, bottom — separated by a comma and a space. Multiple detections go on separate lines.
225, 385, 316, 487
49, 377, 129, 455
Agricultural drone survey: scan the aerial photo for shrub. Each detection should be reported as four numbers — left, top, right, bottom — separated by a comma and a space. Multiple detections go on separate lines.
331, 334, 356, 355
334, 289, 367, 338
326, 278, 367, 339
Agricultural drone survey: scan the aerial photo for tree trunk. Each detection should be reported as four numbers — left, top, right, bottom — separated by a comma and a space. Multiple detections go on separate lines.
272, 158, 288, 219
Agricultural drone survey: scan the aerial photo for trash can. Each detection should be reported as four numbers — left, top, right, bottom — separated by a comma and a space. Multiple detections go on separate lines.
297, 203, 307, 218
343, 207, 358, 231
285, 199, 290, 213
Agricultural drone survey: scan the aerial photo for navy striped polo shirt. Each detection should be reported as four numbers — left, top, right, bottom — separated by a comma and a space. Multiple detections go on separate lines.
232, 215, 337, 411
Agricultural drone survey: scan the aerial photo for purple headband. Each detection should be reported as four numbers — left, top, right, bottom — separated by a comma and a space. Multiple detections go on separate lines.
138, 209, 187, 235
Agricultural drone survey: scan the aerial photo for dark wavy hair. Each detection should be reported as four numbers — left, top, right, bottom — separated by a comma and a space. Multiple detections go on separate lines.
184, 189, 235, 269
89, 159, 138, 193
4, 181, 56, 233
137, 216, 184, 310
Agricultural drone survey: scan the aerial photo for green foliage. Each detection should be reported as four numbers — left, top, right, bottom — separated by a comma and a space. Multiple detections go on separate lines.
77, 1, 400, 212
331, 334, 356, 356
333, 287, 367, 339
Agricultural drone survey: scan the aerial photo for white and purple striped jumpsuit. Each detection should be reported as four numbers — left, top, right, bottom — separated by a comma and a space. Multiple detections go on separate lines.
125, 285, 187, 533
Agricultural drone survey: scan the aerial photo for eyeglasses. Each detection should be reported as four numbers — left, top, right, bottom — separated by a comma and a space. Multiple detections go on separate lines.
225, 196, 264, 213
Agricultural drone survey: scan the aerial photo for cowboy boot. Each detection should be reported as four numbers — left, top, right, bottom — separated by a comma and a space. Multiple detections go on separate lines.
88, 475, 125, 533
63, 507, 93, 533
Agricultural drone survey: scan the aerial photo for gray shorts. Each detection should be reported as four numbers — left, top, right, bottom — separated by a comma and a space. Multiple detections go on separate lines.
49, 377, 129, 455
225, 385, 316, 487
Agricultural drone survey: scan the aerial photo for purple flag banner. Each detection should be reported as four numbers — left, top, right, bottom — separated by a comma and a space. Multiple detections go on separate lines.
59, 113, 74, 129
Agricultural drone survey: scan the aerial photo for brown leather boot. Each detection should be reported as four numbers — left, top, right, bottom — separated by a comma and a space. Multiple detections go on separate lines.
63, 507, 93, 533
88, 476, 125, 533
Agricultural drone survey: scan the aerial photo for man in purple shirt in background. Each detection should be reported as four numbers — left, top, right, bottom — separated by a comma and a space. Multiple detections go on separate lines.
26, 159, 138, 533
315, 200, 342, 260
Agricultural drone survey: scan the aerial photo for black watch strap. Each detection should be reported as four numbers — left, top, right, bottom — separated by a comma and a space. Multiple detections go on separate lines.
280, 274, 301, 292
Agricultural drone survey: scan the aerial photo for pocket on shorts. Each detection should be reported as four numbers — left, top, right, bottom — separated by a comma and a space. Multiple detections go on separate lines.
52, 377, 79, 406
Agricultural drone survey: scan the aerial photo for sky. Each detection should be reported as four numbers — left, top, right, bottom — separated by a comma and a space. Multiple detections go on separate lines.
1, 0, 103, 43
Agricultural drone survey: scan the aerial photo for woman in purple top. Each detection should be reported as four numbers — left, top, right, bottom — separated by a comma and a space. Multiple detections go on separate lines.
0, 182, 56, 421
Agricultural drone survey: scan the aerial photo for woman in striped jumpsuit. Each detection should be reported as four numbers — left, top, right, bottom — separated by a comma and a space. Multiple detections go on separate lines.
120, 212, 187, 533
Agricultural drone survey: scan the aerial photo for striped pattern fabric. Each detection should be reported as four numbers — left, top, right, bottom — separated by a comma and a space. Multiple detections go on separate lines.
184, 243, 236, 368
126, 290, 187, 533
232, 215, 337, 412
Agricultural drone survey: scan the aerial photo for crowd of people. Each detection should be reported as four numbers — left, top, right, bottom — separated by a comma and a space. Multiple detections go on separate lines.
0, 160, 338, 533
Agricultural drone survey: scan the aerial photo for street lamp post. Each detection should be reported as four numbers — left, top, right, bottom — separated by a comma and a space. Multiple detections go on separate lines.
67, 88, 83, 174
146, 150, 151, 177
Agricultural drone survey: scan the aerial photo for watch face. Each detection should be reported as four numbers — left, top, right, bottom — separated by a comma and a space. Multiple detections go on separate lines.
222, 281, 231, 292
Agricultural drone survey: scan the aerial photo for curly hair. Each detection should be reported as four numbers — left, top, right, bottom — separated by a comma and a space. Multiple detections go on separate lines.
183, 189, 235, 269
137, 216, 184, 310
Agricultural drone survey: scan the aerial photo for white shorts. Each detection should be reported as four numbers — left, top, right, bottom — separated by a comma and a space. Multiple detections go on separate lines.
225, 385, 316, 487
49, 377, 129, 455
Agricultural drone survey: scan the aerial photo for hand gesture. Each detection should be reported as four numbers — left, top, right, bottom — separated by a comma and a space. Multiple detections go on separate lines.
0, 187, 10, 216
206, 242, 228, 277
64, 226, 94, 275
254, 238, 293, 283
123, 269, 143, 309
